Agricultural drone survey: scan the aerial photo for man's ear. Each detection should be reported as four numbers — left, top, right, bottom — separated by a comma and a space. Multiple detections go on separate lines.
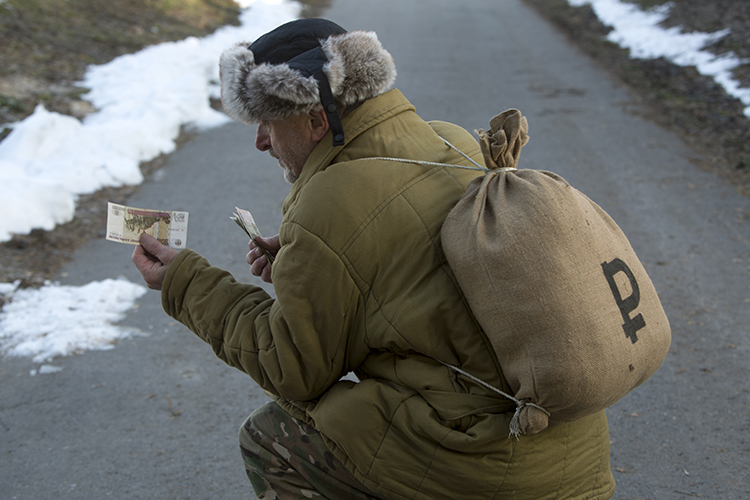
308, 107, 330, 142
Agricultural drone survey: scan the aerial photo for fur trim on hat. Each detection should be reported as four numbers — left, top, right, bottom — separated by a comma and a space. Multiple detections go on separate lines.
219, 31, 396, 124
322, 31, 396, 106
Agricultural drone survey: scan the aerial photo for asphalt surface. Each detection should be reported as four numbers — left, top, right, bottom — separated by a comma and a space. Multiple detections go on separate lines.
2, 1, 749, 499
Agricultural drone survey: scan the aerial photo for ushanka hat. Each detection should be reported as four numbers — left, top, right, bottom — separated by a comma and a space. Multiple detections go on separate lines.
219, 18, 397, 146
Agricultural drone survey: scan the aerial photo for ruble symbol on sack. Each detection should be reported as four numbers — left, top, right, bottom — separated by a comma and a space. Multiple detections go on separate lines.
602, 258, 646, 344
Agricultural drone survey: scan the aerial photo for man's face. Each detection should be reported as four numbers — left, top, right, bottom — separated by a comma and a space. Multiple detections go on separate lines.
255, 115, 317, 184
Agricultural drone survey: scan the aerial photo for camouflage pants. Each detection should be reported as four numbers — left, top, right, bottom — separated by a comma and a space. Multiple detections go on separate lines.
239, 402, 383, 500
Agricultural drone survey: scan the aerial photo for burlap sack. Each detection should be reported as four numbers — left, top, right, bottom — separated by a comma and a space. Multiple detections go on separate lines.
441, 110, 671, 436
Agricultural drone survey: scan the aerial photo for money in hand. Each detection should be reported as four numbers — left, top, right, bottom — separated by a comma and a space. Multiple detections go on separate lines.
106, 202, 188, 249
231, 207, 274, 265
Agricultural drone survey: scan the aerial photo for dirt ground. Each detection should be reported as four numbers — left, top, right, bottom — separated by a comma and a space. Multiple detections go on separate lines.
0, 0, 747, 291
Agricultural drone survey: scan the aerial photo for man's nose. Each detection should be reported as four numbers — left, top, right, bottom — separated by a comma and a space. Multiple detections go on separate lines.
255, 124, 271, 152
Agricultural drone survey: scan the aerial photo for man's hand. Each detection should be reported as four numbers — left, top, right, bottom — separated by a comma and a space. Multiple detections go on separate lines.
247, 234, 280, 284
132, 233, 180, 290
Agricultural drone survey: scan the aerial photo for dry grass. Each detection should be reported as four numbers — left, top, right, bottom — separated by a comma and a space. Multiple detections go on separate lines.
0, 0, 241, 127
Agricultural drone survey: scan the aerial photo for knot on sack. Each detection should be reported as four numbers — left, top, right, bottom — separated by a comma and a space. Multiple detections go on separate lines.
509, 401, 551, 439
437, 360, 551, 439
476, 109, 529, 171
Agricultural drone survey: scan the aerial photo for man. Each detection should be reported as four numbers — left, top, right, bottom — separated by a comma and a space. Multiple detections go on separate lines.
132, 18, 616, 500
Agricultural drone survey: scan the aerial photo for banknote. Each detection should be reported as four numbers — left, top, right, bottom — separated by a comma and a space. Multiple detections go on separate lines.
231, 207, 275, 264
106, 202, 188, 249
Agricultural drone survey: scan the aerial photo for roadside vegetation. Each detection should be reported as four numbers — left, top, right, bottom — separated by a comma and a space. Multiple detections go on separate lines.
0, 0, 243, 137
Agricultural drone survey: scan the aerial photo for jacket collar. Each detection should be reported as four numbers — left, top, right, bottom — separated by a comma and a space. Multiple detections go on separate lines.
282, 89, 415, 215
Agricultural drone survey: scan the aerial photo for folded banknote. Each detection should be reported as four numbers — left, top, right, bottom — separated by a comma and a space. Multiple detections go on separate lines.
106, 202, 188, 249
231, 207, 274, 264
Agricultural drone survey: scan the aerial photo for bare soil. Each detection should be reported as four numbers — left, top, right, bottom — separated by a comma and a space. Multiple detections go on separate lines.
0, 0, 746, 291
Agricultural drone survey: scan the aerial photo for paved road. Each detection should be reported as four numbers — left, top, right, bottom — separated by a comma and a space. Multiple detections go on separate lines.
2, 1, 749, 499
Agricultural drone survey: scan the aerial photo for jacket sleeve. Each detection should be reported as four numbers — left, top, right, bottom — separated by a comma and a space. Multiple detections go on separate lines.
161, 225, 361, 401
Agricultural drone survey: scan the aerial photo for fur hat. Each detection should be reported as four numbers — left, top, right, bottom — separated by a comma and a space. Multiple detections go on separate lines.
219, 18, 397, 145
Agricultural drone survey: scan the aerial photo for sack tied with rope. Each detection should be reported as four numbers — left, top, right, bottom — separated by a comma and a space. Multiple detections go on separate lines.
440, 109, 671, 437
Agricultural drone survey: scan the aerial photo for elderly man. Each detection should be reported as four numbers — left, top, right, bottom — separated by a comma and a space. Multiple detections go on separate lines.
132, 18, 615, 500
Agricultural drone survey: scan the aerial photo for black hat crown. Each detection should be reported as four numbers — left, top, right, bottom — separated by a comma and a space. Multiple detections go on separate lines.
219, 18, 397, 146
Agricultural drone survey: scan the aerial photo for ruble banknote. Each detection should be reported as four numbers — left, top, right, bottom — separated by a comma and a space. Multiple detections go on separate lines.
106, 202, 188, 249
231, 207, 274, 264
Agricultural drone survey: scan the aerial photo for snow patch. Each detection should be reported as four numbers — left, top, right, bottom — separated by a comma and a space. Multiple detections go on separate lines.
568, 0, 750, 116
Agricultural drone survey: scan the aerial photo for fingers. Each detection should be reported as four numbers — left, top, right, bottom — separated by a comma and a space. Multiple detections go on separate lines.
248, 251, 269, 274
132, 243, 166, 291
132, 243, 147, 266
246, 244, 264, 265
250, 234, 281, 254
131, 233, 180, 291
139, 233, 179, 265
246, 247, 273, 284
264, 234, 281, 252
246, 234, 279, 284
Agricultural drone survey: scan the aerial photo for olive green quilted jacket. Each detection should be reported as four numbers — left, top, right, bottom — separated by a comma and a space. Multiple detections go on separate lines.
161, 89, 615, 500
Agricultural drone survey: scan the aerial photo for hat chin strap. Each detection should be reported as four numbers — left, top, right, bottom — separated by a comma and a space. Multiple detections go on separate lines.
314, 71, 345, 147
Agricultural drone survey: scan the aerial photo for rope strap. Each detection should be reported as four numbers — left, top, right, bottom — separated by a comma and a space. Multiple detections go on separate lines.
354, 137, 534, 435
437, 360, 550, 439
353, 137, 518, 173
